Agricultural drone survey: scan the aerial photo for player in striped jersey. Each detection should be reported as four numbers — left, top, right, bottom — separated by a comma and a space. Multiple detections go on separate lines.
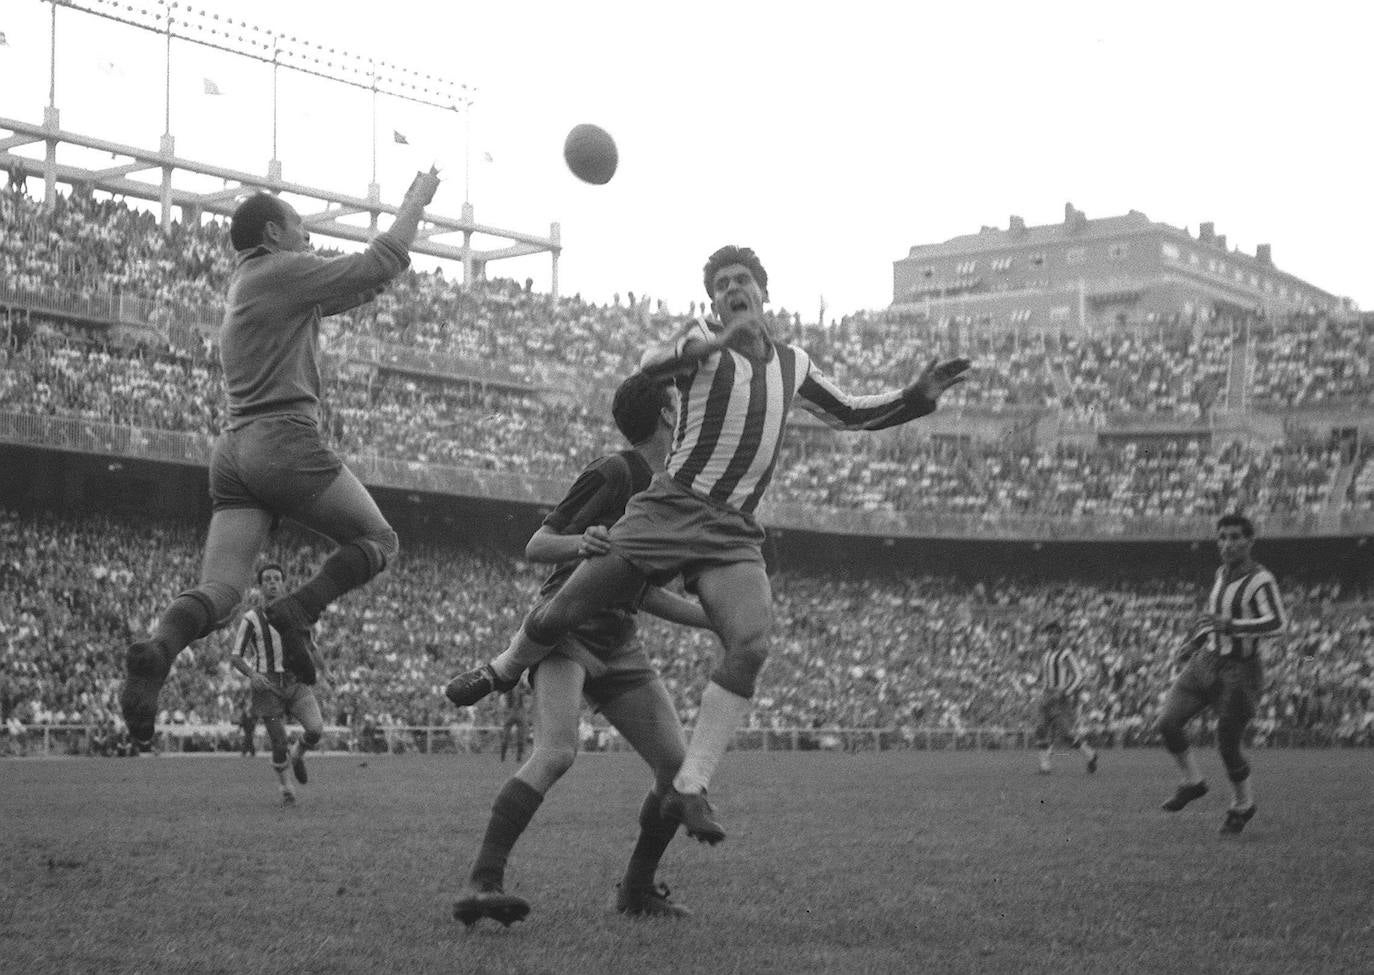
1033, 621, 1099, 774
229, 564, 326, 805
1158, 514, 1286, 834
446, 245, 970, 843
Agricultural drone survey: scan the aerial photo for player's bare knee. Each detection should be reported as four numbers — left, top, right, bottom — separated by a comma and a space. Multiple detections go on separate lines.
182, 582, 243, 637
526, 745, 577, 785
1157, 719, 1188, 754
711, 644, 768, 699
301, 728, 322, 749
354, 528, 398, 578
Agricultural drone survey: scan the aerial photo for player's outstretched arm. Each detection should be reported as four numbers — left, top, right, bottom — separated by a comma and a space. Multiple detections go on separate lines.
387, 167, 441, 250
641, 587, 713, 630
903, 357, 972, 404
639, 319, 733, 379
318, 284, 387, 318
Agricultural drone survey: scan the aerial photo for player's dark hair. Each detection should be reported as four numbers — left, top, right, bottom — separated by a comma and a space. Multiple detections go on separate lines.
1216, 513, 1255, 538
703, 245, 769, 301
612, 372, 674, 445
256, 562, 285, 584
230, 192, 288, 251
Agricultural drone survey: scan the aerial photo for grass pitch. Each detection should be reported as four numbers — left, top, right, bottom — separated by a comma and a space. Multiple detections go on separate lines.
2, 748, 1370, 975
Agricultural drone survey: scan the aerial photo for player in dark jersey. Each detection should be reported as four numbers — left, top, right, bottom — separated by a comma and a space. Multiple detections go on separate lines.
449, 373, 714, 927
229, 563, 327, 805
1032, 621, 1099, 774
236, 698, 257, 757
498, 684, 529, 763
1157, 514, 1286, 834
118, 170, 440, 752
446, 245, 970, 844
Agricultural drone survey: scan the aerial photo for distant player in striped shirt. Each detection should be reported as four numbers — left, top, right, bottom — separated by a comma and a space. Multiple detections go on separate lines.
229, 564, 326, 806
446, 245, 970, 844
1033, 621, 1099, 774
1158, 514, 1286, 835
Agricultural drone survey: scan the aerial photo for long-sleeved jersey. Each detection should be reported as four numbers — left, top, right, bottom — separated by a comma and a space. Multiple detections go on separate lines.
641, 317, 937, 513
221, 231, 410, 428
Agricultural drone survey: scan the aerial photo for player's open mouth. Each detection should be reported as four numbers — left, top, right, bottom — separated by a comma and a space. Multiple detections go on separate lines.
728, 297, 750, 312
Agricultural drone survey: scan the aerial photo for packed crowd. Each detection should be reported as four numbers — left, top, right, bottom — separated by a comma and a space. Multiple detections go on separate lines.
3, 509, 1372, 748
2, 187, 1371, 413
3, 325, 1370, 521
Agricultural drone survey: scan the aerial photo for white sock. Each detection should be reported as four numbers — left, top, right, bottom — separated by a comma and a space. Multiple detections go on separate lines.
491, 628, 555, 681
674, 682, 750, 794
1039, 747, 1053, 769
1232, 778, 1254, 809
273, 762, 289, 787
1078, 741, 1096, 760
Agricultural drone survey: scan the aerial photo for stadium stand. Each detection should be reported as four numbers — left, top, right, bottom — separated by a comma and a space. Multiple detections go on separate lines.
2, 187, 1371, 752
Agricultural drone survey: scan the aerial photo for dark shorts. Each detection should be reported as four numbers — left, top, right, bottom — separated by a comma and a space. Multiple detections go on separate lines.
531, 629, 658, 711
210, 414, 343, 515
1165, 652, 1263, 727
608, 474, 766, 591
1036, 690, 1078, 741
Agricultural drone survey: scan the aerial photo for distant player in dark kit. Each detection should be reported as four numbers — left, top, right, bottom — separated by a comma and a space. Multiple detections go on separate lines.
446, 245, 970, 845
230, 563, 328, 805
498, 684, 529, 763
236, 697, 258, 757
118, 168, 440, 751
1157, 514, 1286, 834
450, 373, 714, 927
1033, 621, 1098, 774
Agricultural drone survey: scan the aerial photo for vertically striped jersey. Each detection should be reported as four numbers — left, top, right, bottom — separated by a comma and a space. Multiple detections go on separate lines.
642, 318, 937, 513
1041, 646, 1085, 694
1206, 562, 1286, 658
232, 609, 287, 675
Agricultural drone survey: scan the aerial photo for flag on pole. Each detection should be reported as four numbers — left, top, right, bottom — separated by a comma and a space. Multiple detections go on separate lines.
393, 130, 409, 145
0, 32, 9, 46
203, 77, 222, 96
482, 151, 494, 163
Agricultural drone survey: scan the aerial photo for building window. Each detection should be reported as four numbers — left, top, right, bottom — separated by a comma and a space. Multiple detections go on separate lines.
1161, 242, 1180, 261
1108, 242, 1129, 260
955, 260, 977, 276
1189, 252, 1200, 266
1065, 247, 1086, 265
1031, 252, 1046, 267
922, 267, 934, 278
1050, 306, 1070, 322
992, 256, 1013, 272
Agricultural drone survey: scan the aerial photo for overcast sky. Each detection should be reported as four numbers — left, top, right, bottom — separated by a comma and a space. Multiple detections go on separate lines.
1, 0, 1369, 320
